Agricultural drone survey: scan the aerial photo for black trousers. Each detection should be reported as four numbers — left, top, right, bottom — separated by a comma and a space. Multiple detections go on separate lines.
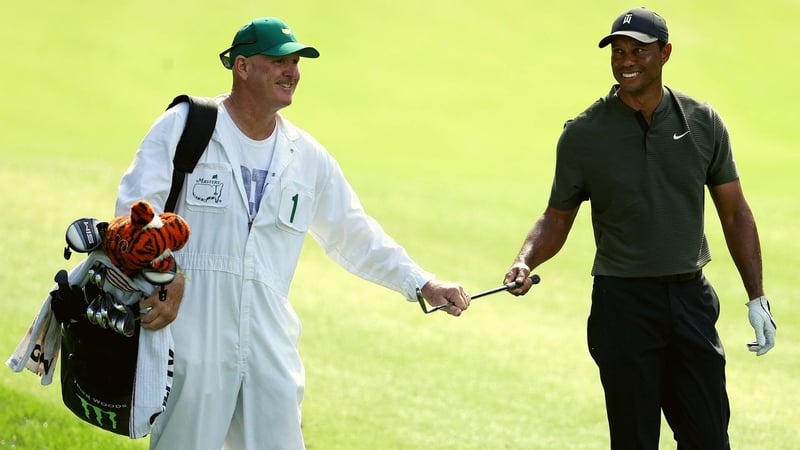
588, 274, 730, 450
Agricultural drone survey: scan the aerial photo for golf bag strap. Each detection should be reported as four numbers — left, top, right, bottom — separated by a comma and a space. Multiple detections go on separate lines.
164, 95, 218, 213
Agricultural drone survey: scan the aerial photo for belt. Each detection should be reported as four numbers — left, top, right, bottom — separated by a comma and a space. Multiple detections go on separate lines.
647, 270, 702, 283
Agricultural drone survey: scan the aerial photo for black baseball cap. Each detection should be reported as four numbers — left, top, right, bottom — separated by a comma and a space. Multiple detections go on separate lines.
598, 7, 669, 48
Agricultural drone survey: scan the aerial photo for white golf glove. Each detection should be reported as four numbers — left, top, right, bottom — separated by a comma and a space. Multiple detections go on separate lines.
746, 296, 776, 356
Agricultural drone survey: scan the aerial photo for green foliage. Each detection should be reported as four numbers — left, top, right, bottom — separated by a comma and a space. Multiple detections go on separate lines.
1, 0, 798, 449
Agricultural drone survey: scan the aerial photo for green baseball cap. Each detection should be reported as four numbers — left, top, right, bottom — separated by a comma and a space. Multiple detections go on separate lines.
219, 17, 320, 69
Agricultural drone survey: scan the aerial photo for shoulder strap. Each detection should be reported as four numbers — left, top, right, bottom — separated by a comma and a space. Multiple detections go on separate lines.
164, 95, 218, 213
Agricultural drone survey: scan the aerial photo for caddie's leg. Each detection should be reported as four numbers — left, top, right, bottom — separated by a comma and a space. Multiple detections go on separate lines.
224, 372, 305, 450
223, 281, 306, 450
149, 354, 240, 450
148, 273, 243, 450
662, 276, 730, 450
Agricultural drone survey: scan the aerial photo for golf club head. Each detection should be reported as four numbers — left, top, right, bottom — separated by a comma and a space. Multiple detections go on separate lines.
86, 296, 101, 325
94, 308, 106, 328
112, 300, 127, 312
64, 218, 104, 260
117, 309, 136, 337
142, 267, 176, 286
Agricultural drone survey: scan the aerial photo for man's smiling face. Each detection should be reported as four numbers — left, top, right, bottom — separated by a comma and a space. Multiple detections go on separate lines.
609, 36, 670, 97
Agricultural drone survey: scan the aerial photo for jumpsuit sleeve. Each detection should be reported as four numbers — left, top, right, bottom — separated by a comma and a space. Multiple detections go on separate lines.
308, 156, 434, 301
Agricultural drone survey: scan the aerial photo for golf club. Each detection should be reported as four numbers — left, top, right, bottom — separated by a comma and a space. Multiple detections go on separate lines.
86, 295, 101, 326
417, 274, 541, 314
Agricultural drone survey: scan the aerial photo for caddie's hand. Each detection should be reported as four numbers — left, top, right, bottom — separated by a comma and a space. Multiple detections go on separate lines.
139, 272, 185, 330
421, 279, 470, 316
504, 263, 533, 296
746, 296, 777, 356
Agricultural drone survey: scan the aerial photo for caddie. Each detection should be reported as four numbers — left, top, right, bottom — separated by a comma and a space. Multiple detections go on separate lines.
116, 16, 470, 450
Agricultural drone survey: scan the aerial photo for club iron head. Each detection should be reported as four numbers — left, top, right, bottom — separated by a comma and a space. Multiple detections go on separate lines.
114, 310, 136, 337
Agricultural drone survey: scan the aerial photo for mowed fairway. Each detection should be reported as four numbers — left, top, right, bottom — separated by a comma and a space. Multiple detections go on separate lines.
1, 1, 798, 449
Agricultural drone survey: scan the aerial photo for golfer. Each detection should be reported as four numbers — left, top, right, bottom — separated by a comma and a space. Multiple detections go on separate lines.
503, 7, 776, 449
116, 17, 470, 450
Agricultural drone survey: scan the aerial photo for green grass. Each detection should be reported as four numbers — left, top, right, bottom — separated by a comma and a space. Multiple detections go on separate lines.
2, 0, 799, 448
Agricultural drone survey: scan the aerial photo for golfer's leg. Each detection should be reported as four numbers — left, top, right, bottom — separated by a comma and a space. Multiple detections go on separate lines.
588, 277, 667, 450
662, 277, 730, 450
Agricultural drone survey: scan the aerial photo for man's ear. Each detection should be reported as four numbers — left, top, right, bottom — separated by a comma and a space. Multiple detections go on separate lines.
661, 42, 672, 65
232, 55, 248, 77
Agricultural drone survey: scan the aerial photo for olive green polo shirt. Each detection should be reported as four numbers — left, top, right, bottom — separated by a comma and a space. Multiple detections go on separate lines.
550, 86, 739, 277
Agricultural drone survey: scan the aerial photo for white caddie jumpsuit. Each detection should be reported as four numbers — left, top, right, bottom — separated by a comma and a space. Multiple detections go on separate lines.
115, 96, 433, 450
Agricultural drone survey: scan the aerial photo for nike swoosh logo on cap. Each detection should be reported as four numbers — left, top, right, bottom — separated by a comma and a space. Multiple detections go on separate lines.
673, 131, 690, 140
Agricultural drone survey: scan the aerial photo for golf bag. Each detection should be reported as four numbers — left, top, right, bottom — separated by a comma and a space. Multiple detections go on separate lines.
58, 95, 216, 437
53, 251, 158, 436
7, 95, 216, 438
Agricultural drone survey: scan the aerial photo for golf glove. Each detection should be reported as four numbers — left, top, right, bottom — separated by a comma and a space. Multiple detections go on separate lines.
746, 296, 776, 356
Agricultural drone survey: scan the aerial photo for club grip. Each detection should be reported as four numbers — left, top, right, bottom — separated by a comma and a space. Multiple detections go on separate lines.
509, 274, 540, 288
55, 269, 71, 297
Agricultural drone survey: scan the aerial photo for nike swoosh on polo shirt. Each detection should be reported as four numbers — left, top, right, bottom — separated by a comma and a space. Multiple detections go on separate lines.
673, 131, 690, 140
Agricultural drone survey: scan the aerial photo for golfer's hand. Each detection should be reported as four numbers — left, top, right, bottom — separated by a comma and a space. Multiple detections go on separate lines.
139, 273, 185, 330
746, 296, 776, 356
421, 279, 470, 316
504, 263, 534, 296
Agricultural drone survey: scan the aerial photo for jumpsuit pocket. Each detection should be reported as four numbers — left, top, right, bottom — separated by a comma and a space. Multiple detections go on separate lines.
276, 183, 313, 234
184, 163, 232, 213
